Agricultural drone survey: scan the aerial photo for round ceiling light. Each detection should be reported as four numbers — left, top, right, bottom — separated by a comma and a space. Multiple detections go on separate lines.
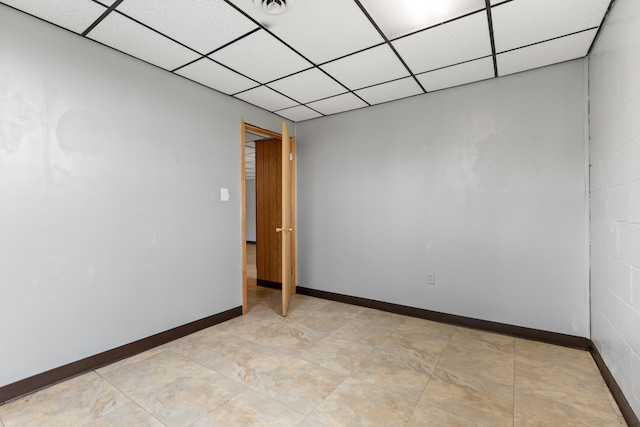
253, 0, 293, 15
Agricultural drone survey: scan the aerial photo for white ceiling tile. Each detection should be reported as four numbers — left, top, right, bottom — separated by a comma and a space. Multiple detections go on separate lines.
276, 105, 322, 122
307, 93, 368, 116
175, 58, 258, 95
87, 12, 200, 70
268, 68, 346, 104
392, 11, 492, 74
210, 30, 311, 84
227, 0, 383, 64
490, 0, 508, 4
417, 57, 495, 92
116, 0, 258, 54
355, 77, 423, 105
497, 29, 597, 76
1, 0, 106, 34
321, 44, 409, 90
234, 86, 298, 111
492, 0, 610, 53
361, 0, 486, 39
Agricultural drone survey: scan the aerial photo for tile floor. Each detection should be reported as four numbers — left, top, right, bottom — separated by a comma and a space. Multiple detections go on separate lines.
0, 245, 627, 426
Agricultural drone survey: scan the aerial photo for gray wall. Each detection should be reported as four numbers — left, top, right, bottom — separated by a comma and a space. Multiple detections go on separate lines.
589, 0, 640, 415
246, 179, 257, 242
297, 59, 589, 337
0, 6, 287, 388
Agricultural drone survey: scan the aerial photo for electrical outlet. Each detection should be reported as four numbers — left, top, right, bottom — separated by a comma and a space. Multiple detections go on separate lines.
427, 272, 435, 285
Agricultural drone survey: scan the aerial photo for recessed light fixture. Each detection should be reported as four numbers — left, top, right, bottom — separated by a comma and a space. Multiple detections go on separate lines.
253, 0, 294, 15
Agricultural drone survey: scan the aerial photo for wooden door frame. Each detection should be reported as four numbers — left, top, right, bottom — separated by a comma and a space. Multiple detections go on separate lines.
240, 120, 296, 314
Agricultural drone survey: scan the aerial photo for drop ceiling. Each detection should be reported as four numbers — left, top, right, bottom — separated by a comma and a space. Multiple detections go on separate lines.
1, 0, 612, 122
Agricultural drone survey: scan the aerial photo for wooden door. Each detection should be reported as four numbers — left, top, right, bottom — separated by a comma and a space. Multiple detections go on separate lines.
279, 122, 293, 316
256, 138, 282, 286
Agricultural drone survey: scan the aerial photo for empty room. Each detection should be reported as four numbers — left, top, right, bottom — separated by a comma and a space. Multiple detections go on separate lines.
0, 0, 639, 425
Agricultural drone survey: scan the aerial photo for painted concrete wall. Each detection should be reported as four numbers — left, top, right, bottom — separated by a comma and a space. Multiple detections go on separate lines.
246, 179, 257, 242
589, 0, 640, 415
0, 6, 287, 388
297, 59, 589, 337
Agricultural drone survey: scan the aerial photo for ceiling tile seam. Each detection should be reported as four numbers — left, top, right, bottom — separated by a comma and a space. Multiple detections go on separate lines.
274, 104, 325, 118
484, 0, 499, 78
220, 0, 369, 106
171, 28, 262, 73
388, 7, 487, 44
351, 0, 427, 94
0, 3, 93, 36
103, 9, 204, 56
233, 83, 310, 112
83, 0, 123, 36
490, 0, 515, 10
587, 0, 617, 56
221, 0, 316, 67
315, 41, 388, 68
496, 27, 600, 56
170, 73, 259, 98
351, 74, 420, 92
261, 66, 319, 87
414, 54, 494, 77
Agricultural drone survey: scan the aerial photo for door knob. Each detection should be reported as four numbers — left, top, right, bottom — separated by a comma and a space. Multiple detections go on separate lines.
276, 227, 292, 233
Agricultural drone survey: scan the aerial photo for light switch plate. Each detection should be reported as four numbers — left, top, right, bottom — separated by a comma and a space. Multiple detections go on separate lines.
221, 188, 230, 201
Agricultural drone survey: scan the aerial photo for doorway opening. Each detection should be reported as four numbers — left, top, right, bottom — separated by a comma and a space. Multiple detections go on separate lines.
240, 121, 296, 316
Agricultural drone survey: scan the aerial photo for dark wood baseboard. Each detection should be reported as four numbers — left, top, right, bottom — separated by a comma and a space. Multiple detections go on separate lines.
0, 306, 242, 405
257, 279, 282, 290
296, 287, 590, 350
590, 344, 640, 427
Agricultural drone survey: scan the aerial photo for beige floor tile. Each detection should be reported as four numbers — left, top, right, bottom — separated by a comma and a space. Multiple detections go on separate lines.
329, 318, 394, 349
95, 347, 166, 378
437, 340, 515, 386
406, 402, 490, 427
97, 349, 204, 399
132, 367, 245, 427
253, 359, 346, 415
355, 308, 407, 329
298, 416, 328, 426
299, 334, 373, 375
420, 367, 514, 427
515, 362, 622, 424
451, 327, 515, 355
159, 328, 241, 365
83, 402, 164, 426
0, 372, 129, 427
205, 339, 296, 388
254, 318, 328, 352
351, 337, 438, 399
309, 377, 416, 427
514, 391, 625, 426
192, 389, 305, 426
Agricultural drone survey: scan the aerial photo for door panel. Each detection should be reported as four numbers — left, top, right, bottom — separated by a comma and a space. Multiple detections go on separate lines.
280, 122, 292, 316
256, 138, 282, 284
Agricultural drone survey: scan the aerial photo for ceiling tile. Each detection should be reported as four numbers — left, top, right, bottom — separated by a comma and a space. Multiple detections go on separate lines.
175, 58, 258, 95
392, 11, 492, 74
417, 57, 495, 92
234, 86, 298, 111
497, 29, 597, 76
355, 77, 423, 105
210, 30, 311, 84
490, 0, 508, 4
268, 68, 346, 104
321, 44, 409, 90
360, 0, 486, 39
1, 0, 106, 34
276, 105, 323, 122
116, 0, 258, 54
87, 12, 200, 70
307, 93, 368, 116
492, 0, 610, 53
226, 0, 383, 64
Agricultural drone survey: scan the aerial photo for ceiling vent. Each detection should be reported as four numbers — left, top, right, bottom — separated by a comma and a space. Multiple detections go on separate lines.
253, 0, 294, 15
